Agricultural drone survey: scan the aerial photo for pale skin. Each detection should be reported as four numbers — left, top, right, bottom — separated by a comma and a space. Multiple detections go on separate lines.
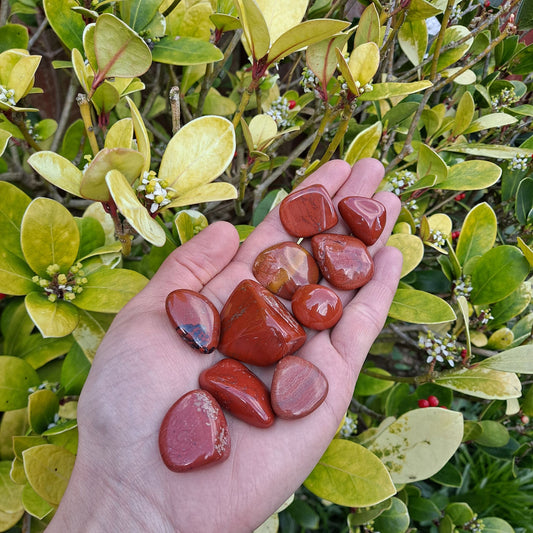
46, 158, 403, 533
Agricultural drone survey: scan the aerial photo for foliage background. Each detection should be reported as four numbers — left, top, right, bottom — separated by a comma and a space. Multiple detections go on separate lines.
1, 0, 533, 531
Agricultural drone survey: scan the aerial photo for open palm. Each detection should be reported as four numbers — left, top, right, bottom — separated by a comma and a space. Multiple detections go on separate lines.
47, 159, 402, 533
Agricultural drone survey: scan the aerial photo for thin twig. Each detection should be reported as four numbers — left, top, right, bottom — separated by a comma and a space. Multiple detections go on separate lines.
50, 76, 78, 153
28, 17, 49, 49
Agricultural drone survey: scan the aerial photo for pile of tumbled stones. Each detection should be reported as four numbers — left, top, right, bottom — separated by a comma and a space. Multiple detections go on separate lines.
158, 184, 386, 472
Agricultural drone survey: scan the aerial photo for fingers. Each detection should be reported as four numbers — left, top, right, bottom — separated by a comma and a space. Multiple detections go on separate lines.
331, 245, 403, 376
146, 221, 240, 300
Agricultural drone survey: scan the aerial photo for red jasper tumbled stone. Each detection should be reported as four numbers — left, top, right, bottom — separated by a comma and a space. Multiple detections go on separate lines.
291, 284, 342, 330
279, 184, 338, 237
271, 356, 328, 419
218, 279, 306, 366
338, 196, 386, 246
253, 241, 320, 300
165, 289, 221, 354
199, 358, 274, 428
311, 233, 374, 290
159, 389, 230, 472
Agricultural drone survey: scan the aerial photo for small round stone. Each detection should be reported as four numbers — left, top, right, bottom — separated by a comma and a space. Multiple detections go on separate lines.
253, 241, 320, 299
291, 284, 342, 330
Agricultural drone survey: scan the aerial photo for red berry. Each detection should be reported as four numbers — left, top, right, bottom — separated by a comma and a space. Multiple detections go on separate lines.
484, 0, 490, 7
460, 348, 467, 360
454, 193, 466, 201
451, 230, 460, 239
0, 294, 6, 301
428, 395, 439, 407
418, 399, 430, 408
288, 99, 297, 110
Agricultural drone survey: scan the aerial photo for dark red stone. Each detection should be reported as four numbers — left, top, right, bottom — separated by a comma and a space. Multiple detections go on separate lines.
270, 356, 328, 419
291, 284, 342, 330
311, 233, 374, 290
199, 359, 274, 428
279, 184, 338, 238
159, 389, 230, 472
338, 196, 386, 246
253, 241, 320, 300
165, 289, 220, 353
219, 279, 306, 366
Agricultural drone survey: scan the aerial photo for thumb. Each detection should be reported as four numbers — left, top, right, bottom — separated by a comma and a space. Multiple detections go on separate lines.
145, 221, 240, 299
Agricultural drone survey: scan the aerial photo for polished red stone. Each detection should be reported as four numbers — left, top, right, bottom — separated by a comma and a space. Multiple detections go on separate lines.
165, 289, 220, 354
159, 389, 230, 472
218, 279, 306, 366
311, 233, 374, 290
291, 284, 342, 330
253, 242, 320, 300
199, 358, 274, 428
270, 356, 328, 419
279, 184, 338, 238
338, 196, 386, 246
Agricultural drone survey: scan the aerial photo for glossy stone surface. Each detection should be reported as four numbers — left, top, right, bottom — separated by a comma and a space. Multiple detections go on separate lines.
199, 358, 274, 428
279, 184, 338, 238
291, 284, 342, 330
311, 233, 374, 290
159, 389, 230, 472
219, 279, 306, 366
165, 289, 221, 354
270, 356, 328, 419
338, 196, 386, 246
253, 241, 320, 300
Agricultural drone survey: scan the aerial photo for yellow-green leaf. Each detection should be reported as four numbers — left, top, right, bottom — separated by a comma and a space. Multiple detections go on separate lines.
306, 33, 350, 92
160, 115, 235, 194
425, 25, 472, 73
517, 236, 533, 268
354, 4, 380, 48
43, 0, 84, 51
126, 96, 151, 175
28, 390, 59, 434
347, 42, 380, 87
358, 80, 432, 101
0, 356, 40, 411
456, 203, 497, 266
478, 345, 533, 374
417, 144, 448, 183
21, 198, 80, 278
0, 182, 31, 259
80, 147, 145, 201
174, 209, 208, 244
25, 293, 80, 338
464, 112, 517, 134
256, 0, 308, 44
248, 114, 278, 149
386, 234, 424, 278
0, 129, 11, 157
446, 142, 533, 159
0, 461, 23, 513
22, 444, 75, 506
452, 91, 475, 137
398, 20, 428, 67
27, 151, 83, 197
164, 182, 238, 209
435, 366, 521, 399
105, 169, 166, 247
368, 408, 463, 483
344, 121, 382, 164
304, 439, 395, 507
72, 309, 113, 363
437, 160, 501, 191
389, 289, 456, 323
234, 0, 271, 60
151, 36, 224, 66
21, 483, 54, 520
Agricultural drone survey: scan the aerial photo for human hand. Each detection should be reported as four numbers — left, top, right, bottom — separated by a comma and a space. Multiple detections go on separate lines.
47, 158, 402, 532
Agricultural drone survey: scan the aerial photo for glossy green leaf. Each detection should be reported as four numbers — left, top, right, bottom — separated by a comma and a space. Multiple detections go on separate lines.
347, 499, 392, 527
120, 0, 164, 32
516, 177, 533, 225
210, 13, 241, 32
304, 438, 395, 507
354, 3, 380, 48
437, 160, 501, 191
0, 182, 31, 259
165, 0, 214, 40
0, 356, 39, 411
469, 246, 530, 305
235, 225, 255, 241
0, 129, 11, 157
80, 147, 145, 201
72, 309, 113, 363
445, 502, 475, 526
417, 144, 447, 183
0, 24, 29, 53
27, 151, 83, 198
446, 142, 533, 159
465, 112, 517, 134
174, 210, 209, 244
389, 289, 456, 323
76, 217, 105, 260
344, 121, 382, 164
430, 462, 463, 487
151, 36, 224, 66
268, 19, 350, 65
93, 14, 152, 79
386, 234, 424, 278
368, 408, 463, 483
372, 498, 409, 533
0, 409, 28, 460
408, 496, 441, 522
456, 203, 497, 266
22, 444, 76, 506
105, 169, 166, 247
405, 0, 442, 20
355, 367, 394, 396
0, 248, 37, 296
0, 461, 23, 513
426, 25, 472, 73
91, 81, 120, 115
234, 0, 270, 60
28, 390, 59, 435
398, 19, 427, 67
21, 336, 74, 370
0, 507, 24, 531
474, 420, 510, 447
358, 80, 432, 101
1, 300, 34, 356
435, 366, 521, 399
486, 327, 514, 350
61, 342, 91, 395
73, 267, 148, 313
25, 293, 80, 339
43, 0, 85, 51
452, 91, 475, 137
478, 345, 533, 374
22, 483, 54, 520
481, 517, 514, 533
20, 197, 79, 278
517, 236, 533, 268
160, 115, 235, 195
